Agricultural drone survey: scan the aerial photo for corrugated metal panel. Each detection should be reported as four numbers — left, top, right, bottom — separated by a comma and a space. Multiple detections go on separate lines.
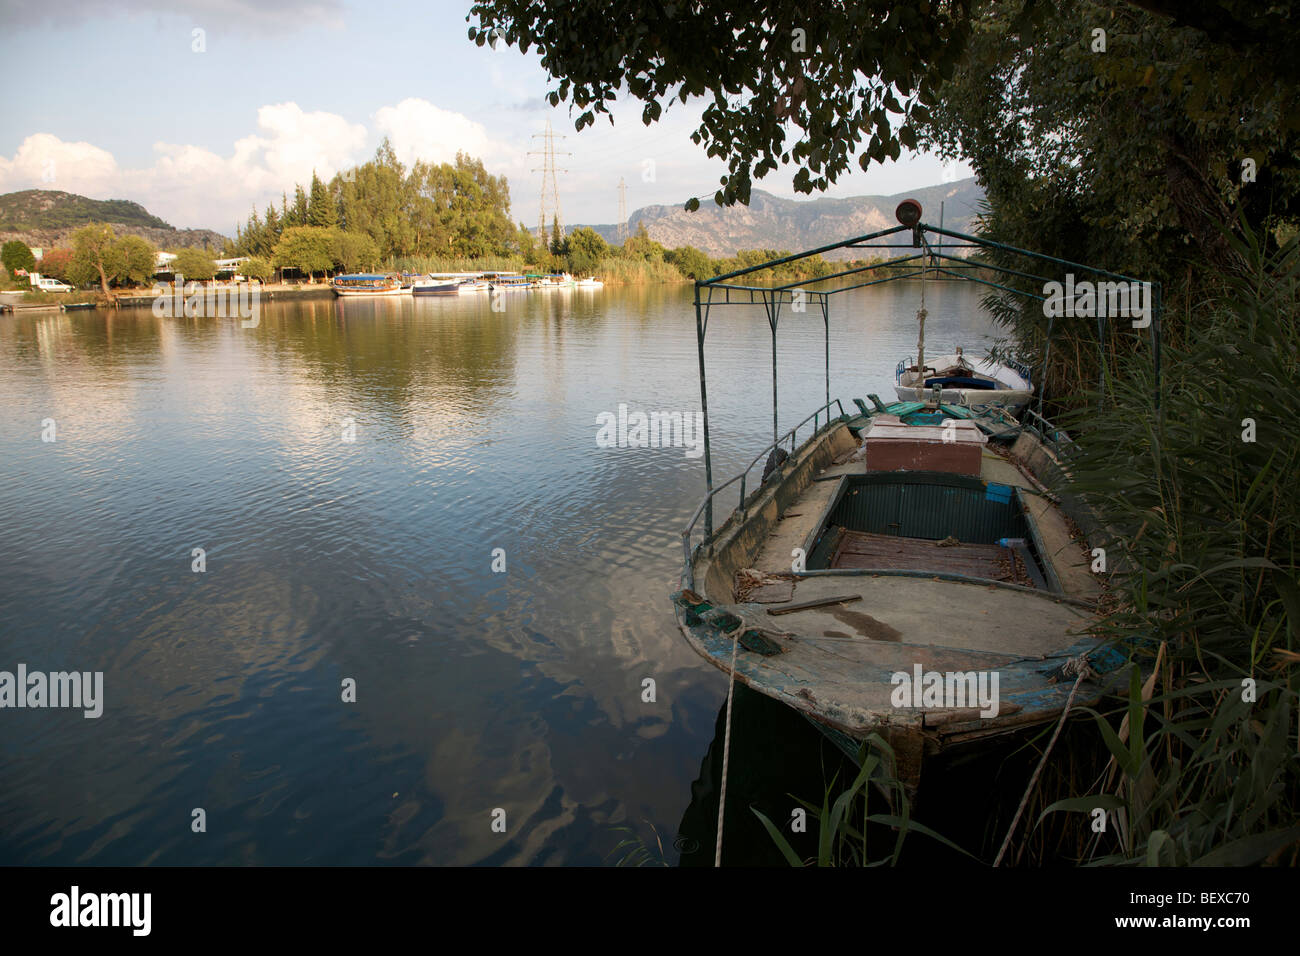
828, 473, 1025, 544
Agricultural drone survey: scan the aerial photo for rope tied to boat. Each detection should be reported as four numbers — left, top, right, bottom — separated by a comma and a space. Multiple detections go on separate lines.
1056, 652, 1098, 683
992, 652, 1098, 867
714, 625, 742, 867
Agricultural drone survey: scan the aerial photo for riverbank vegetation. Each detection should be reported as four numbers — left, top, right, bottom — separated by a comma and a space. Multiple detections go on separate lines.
467, 0, 1300, 865
226, 141, 896, 285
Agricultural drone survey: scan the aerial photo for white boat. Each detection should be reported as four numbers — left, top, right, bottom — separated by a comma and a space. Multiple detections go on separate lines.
332, 274, 404, 297
411, 275, 464, 295
575, 276, 603, 288
488, 275, 534, 291
894, 348, 1033, 412
456, 279, 490, 294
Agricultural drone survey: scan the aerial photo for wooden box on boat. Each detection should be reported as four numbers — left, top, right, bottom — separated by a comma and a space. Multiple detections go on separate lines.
863, 415, 986, 476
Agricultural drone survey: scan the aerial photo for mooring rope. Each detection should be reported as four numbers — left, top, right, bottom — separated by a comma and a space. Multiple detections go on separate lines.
993, 654, 1095, 867
714, 628, 742, 867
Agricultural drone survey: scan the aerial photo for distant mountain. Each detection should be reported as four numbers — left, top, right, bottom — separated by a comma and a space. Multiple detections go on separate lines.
0, 189, 227, 252
563, 178, 985, 259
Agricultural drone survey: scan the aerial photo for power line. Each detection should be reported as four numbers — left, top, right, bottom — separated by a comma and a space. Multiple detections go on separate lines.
528, 119, 570, 245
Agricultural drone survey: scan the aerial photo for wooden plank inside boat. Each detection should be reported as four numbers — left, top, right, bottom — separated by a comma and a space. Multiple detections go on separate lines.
829, 529, 1019, 582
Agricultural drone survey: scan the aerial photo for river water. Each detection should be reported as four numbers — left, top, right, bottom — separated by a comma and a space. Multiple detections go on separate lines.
0, 280, 997, 865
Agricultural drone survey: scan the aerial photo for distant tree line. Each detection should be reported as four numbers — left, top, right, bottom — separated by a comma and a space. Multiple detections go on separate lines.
1, 229, 252, 295
230, 140, 516, 279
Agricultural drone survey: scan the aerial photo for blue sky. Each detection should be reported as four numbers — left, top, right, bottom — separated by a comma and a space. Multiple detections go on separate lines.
0, 0, 972, 233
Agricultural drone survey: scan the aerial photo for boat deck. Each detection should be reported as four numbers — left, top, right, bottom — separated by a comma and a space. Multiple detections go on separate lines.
674, 424, 1119, 781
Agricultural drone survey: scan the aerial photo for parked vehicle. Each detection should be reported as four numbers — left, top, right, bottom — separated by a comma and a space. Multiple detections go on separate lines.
28, 273, 73, 293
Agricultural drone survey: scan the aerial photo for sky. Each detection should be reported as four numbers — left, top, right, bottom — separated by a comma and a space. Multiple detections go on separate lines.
0, 0, 973, 235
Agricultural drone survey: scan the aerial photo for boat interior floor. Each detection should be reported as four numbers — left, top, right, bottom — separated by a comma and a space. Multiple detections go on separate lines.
828, 529, 1023, 582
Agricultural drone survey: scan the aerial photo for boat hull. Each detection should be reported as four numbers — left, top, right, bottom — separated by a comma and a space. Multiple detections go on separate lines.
332, 274, 404, 296
893, 384, 1032, 412
672, 418, 1115, 782
332, 286, 403, 297
895, 351, 1032, 412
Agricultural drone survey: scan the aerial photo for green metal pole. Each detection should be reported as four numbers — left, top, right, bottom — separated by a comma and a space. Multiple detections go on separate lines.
767, 293, 780, 447
823, 297, 830, 415
694, 289, 714, 537
1038, 315, 1054, 423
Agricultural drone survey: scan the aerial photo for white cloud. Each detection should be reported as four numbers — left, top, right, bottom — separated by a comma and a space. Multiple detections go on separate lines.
0, 0, 344, 32
372, 98, 517, 169
0, 103, 373, 231
0, 134, 120, 193
0, 100, 535, 231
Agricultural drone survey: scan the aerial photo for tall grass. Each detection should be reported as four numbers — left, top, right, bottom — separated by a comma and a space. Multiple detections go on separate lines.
389, 254, 526, 274
753, 734, 976, 866
1016, 227, 1300, 865
596, 256, 689, 284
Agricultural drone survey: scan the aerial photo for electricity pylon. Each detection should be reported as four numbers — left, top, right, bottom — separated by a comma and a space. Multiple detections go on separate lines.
529, 119, 570, 246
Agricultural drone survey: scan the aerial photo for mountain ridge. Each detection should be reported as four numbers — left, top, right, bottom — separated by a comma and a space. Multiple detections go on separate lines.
0, 189, 227, 252
557, 177, 984, 259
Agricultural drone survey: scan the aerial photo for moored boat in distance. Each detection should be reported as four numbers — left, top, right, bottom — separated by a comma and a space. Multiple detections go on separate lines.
575, 276, 603, 288
895, 347, 1033, 412
411, 274, 465, 295
487, 273, 534, 291
332, 273, 403, 297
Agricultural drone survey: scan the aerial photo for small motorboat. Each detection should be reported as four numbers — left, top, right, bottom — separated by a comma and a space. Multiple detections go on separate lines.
411, 277, 464, 295
895, 348, 1033, 412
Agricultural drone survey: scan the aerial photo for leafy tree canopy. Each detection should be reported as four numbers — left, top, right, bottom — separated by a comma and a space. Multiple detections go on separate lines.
1, 240, 36, 274
114, 235, 156, 286
172, 247, 217, 281
564, 226, 608, 275
272, 226, 336, 277
69, 223, 117, 294
242, 257, 274, 282
467, 0, 976, 207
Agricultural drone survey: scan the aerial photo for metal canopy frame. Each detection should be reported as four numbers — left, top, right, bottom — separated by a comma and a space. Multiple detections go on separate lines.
689, 219, 1162, 541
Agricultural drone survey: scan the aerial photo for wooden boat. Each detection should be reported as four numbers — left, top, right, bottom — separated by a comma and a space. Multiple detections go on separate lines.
673, 414, 1115, 786
895, 348, 1033, 412
669, 202, 1148, 789
331, 274, 403, 297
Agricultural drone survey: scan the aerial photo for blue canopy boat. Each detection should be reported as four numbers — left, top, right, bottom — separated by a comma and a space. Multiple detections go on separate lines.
332, 274, 403, 297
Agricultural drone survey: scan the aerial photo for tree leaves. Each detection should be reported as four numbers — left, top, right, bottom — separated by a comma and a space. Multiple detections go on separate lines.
466, 0, 977, 209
